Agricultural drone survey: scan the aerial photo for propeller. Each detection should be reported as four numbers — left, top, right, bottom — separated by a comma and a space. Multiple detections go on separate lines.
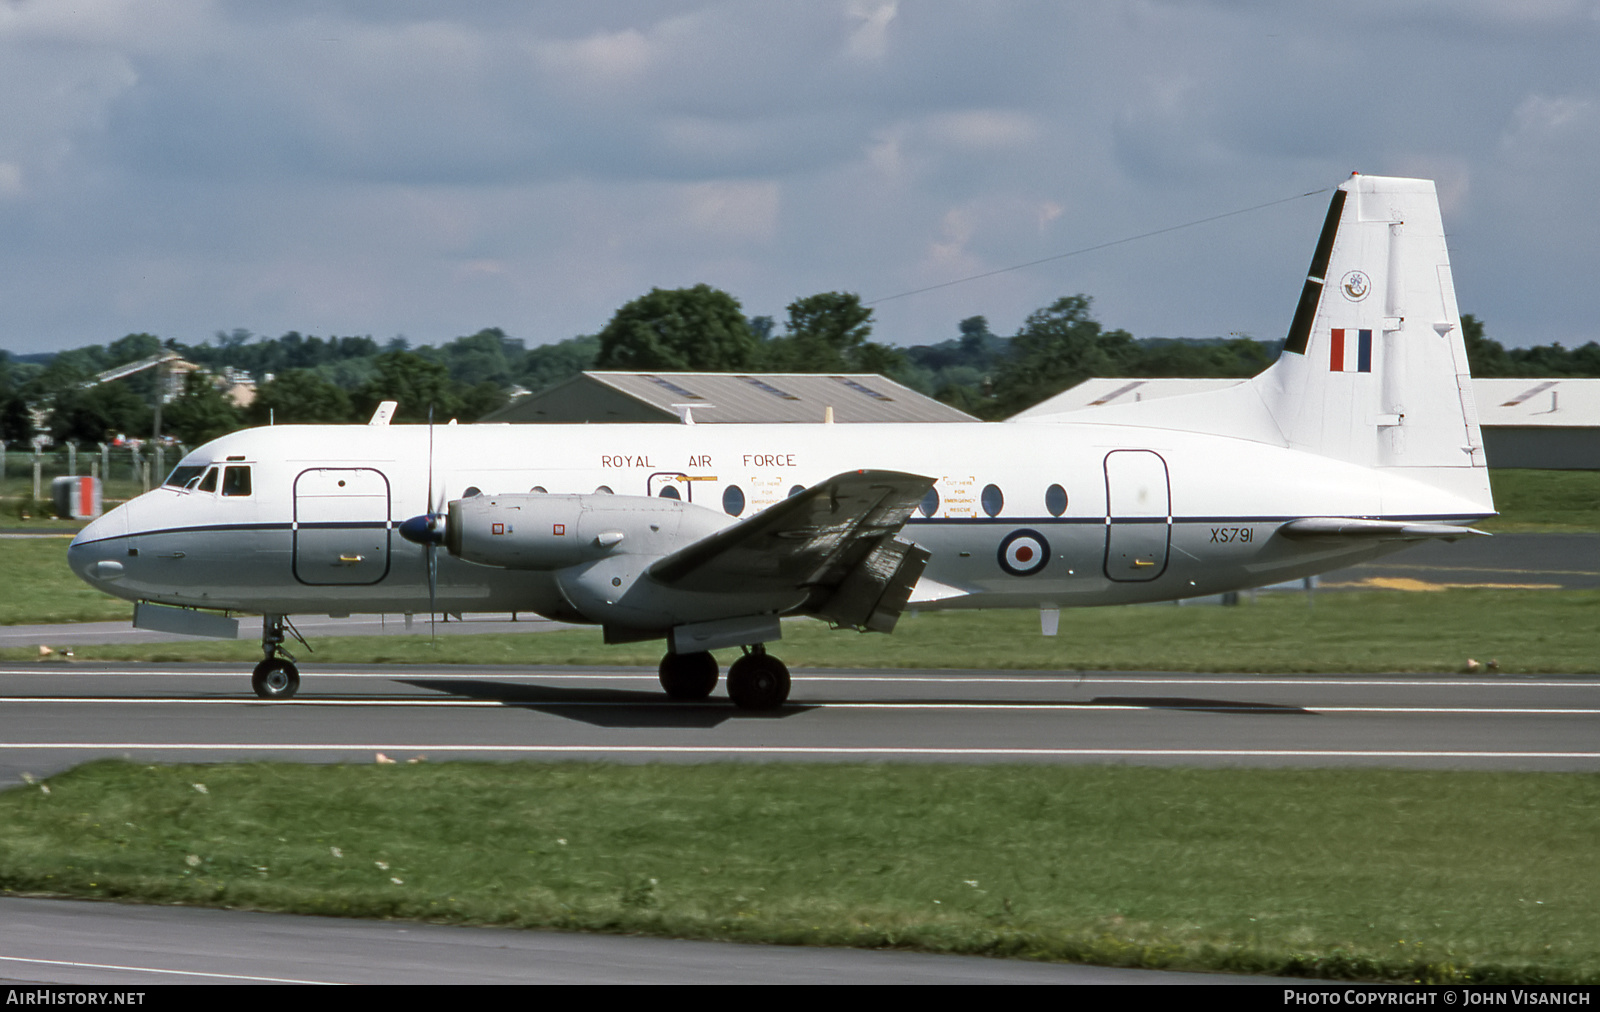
397, 406, 445, 642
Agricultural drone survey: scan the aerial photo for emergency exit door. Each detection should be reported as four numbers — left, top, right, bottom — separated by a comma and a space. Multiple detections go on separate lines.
293, 467, 391, 585
1103, 450, 1170, 582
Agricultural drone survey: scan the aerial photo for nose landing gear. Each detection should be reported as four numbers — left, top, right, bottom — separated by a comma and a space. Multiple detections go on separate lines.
252, 614, 302, 699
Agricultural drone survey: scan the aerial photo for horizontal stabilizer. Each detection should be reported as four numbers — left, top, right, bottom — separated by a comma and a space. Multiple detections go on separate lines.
1277, 517, 1488, 542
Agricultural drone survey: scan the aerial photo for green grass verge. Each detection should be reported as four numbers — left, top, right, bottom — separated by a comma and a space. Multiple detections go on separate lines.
2, 761, 1595, 983
9, 589, 1598, 674
1480, 469, 1600, 533
0, 536, 133, 625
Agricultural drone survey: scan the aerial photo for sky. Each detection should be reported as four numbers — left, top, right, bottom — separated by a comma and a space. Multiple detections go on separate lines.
2, 0, 1597, 357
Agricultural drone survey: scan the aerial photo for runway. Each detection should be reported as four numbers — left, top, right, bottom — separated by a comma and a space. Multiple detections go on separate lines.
3, 662, 1597, 784
4, 663, 1594, 984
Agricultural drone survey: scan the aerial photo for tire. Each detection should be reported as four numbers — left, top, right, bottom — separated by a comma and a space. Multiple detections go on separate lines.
658, 651, 718, 700
251, 658, 300, 700
726, 653, 790, 711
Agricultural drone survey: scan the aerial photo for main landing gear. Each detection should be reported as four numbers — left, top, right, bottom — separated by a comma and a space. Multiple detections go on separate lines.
252, 614, 301, 700
657, 644, 791, 710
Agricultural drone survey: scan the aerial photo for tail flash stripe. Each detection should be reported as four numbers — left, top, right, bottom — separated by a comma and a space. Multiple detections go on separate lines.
1307, 189, 1347, 282
1329, 329, 1373, 373
1284, 280, 1321, 355
1284, 189, 1347, 357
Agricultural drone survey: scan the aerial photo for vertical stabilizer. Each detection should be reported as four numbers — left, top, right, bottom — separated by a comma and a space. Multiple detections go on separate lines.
1250, 174, 1491, 509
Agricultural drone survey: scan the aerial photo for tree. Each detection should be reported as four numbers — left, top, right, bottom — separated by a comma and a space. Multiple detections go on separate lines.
355, 351, 459, 423
246, 369, 355, 425
47, 383, 152, 445
442, 327, 522, 387
1462, 315, 1512, 377
988, 295, 1136, 417
520, 335, 599, 393
755, 291, 906, 374
594, 285, 758, 371
162, 371, 244, 446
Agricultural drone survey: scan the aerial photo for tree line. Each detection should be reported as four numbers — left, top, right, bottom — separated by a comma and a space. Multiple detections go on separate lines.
3, 282, 1588, 449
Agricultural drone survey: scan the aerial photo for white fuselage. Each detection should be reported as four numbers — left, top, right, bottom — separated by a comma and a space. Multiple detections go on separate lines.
68, 419, 1491, 624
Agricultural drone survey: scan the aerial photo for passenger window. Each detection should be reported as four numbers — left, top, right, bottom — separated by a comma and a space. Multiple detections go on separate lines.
198, 467, 219, 493
919, 487, 939, 518
787, 485, 805, 498
595, 485, 613, 495
463, 486, 482, 498
1045, 484, 1068, 517
221, 466, 252, 497
722, 485, 746, 517
529, 486, 547, 494
658, 485, 681, 500
981, 483, 1003, 517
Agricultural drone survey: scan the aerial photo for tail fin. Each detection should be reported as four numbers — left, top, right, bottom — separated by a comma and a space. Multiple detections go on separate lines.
1251, 173, 1491, 508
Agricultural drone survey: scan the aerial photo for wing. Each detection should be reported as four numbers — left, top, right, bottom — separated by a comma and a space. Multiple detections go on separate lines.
648, 469, 936, 632
1277, 517, 1489, 542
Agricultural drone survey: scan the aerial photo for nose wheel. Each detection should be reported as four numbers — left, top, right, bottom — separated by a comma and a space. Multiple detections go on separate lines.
253, 614, 305, 699
252, 658, 300, 700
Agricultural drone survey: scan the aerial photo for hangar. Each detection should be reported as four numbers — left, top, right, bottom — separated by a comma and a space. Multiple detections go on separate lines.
1016, 377, 1600, 469
484, 371, 977, 425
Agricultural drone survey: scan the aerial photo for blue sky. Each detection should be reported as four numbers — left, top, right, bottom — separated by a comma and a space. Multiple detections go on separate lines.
2, 1, 1596, 355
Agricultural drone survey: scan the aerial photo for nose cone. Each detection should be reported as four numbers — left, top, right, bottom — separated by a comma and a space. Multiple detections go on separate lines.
68, 502, 131, 587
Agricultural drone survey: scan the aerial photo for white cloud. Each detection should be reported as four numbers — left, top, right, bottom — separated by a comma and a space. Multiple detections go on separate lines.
844, 0, 897, 60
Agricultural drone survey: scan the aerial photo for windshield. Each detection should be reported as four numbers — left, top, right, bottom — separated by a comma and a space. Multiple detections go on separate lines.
164, 465, 206, 489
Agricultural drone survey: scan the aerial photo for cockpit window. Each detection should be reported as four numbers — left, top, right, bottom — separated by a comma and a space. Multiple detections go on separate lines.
198, 467, 219, 493
221, 466, 252, 497
165, 465, 205, 489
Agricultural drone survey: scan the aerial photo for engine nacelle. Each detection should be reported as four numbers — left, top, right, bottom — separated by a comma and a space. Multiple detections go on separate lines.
445, 493, 732, 570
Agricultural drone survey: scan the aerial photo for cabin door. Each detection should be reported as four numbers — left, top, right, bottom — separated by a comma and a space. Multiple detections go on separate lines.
293, 467, 392, 585
1103, 450, 1170, 582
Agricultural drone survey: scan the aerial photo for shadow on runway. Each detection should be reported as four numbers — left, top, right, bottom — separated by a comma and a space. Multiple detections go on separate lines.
399, 679, 816, 728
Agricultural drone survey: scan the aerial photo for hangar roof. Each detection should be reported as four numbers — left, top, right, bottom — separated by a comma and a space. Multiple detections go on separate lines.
485, 371, 977, 424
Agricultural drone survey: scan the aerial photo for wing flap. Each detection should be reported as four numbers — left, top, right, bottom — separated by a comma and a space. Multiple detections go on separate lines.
648, 469, 935, 630
1278, 517, 1488, 542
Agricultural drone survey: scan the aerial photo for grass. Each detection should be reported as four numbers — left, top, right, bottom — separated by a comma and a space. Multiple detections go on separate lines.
1, 761, 1595, 983
0, 536, 133, 625
9, 589, 1597, 674
1480, 470, 1600, 533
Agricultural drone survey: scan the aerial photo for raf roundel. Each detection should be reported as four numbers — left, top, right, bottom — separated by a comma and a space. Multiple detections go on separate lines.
997, 529, 1051, 577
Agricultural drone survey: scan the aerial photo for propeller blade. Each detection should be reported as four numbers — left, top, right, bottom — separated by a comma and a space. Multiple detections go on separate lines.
427, 544, 437, 644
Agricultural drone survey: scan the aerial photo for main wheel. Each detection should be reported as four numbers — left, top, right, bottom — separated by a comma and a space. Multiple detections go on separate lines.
726, 653, 790, 711
658, 651, 718, 700
251, 658, 300, 700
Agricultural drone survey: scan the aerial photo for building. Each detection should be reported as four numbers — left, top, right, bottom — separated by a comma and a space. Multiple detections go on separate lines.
483, 371, 977, 425
1015, 377, 1600, 469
